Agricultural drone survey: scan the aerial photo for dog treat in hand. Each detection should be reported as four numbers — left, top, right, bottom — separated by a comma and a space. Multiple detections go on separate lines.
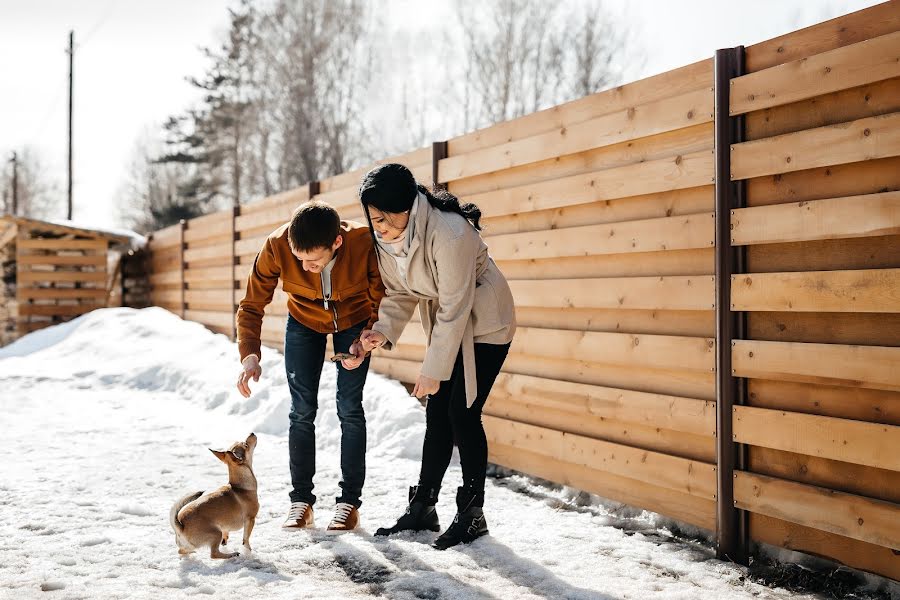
329, 352, 356, 362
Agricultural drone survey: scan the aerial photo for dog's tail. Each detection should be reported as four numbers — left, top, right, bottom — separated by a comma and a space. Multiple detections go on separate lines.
170, 491, 203, 543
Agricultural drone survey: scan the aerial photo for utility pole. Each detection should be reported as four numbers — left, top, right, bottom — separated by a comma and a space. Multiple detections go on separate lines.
9, 152, 18, 216
67, 30, 74, 221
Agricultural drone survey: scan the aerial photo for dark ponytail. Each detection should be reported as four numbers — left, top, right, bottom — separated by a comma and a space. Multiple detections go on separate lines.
416, 183, 482, 231
358, 163, 482, 231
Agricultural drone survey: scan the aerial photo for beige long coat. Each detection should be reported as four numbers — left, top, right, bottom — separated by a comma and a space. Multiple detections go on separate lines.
371, 196, 516, 406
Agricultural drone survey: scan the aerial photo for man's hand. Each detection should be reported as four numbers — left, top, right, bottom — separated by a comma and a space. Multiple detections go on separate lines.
359, 329, 387, 353
237, 355, 262, 398
412, 373, 440, 399
341, 340, 366, 371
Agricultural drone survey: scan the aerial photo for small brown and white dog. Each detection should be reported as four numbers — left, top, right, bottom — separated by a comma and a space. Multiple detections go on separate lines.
169, 433, 259, 559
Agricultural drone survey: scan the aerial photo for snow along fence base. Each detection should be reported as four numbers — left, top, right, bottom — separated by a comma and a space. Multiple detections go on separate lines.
134, 2, 900, 582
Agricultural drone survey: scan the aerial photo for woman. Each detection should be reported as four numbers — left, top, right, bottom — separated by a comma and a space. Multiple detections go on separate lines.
352, 163, 516, 550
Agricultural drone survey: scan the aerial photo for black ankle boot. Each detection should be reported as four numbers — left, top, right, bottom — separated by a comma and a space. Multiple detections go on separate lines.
432, 486, 488, 550
374, 485, 440, 536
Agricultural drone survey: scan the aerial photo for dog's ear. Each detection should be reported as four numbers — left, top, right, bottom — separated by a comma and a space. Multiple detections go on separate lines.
210, 448, 229, 463
229, 449, 245, 464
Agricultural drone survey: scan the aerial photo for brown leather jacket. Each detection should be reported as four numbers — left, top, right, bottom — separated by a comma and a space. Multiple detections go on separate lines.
236, 221, 385, 361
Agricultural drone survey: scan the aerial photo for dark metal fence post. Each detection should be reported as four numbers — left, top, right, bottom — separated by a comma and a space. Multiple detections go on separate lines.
179, 219, 186, 319
715, 45, 748, 565
231, 205, 239, 341
432, 141, 448, 191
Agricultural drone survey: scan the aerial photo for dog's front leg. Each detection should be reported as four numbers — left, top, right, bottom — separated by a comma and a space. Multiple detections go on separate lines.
242, 516, 255, 551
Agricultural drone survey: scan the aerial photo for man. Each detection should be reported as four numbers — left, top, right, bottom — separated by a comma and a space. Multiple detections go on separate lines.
235, 200, 384, 533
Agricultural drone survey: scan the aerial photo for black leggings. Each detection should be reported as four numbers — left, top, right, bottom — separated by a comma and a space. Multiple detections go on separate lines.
418, 342, 511, 504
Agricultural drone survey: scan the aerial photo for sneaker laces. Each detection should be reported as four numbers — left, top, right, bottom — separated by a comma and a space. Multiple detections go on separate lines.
331, 502, 354, 525
287, 502, 310, 521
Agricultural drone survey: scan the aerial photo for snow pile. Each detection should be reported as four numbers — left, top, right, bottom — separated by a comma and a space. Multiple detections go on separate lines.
2, 308, 894, 600
0, 307, 424, 460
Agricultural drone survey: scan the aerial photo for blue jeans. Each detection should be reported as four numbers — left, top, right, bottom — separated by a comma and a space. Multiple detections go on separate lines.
284, 315, 369, 507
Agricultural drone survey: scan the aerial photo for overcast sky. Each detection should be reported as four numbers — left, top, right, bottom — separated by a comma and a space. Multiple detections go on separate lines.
0, 0, 884, 229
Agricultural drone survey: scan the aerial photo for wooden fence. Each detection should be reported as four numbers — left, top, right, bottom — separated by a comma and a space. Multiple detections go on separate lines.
725, 4, 900, 579
140, 2, 900, 581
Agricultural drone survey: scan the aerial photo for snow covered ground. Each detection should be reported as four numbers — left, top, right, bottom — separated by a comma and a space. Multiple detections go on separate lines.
0, 308, 874, 599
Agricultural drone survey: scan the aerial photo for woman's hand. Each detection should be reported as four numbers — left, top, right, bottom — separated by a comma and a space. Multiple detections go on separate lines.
237, 355, 262, 398
359, 329, 387, 353
341, 340, 367, 370
412, 373, 440, 399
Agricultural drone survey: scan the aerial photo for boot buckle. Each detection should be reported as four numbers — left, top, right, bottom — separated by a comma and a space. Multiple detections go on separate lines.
466, 515, 483, 536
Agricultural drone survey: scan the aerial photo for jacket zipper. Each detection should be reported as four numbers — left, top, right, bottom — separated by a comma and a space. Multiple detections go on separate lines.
323, 294, 337, 332
321, 273, 338, 332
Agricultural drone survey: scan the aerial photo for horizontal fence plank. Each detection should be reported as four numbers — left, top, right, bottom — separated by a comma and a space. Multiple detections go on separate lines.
487, 396, 714, 463
486, 213, 714, 260
484, 415, 716, 500
734, 406, 900, 471
735, 471, 900, 549
184, 289, 232, 307
512, 327, 714, 372
18, 304, 101, 317
318, 147, 432, 194
496, 248, 714, 281
747, 235, 900, 275
439, 87, 713, 182
745, 2, 900, 73
184, 265, 233, 283
491, 442, 715, 531
748, 311, 900, 348
187, 278, 234, 292
482, 185, 713, 237
184, 208, 233, 232
749, 446, 900, 506
16, 238, 107, 251
748, 379, 900, 426
745, 155, 900, 209
373, 350, 715, 401
150, 289, 182, 304
731, 268, 900, 313
183, 241, 231, 264
731, 111, 900, 180
235, 205, 292, 233
449, 123, 714, 199
149, 271, 181, 288
731, 191, 900, 245
489, 372, 715, 437
235, 235, 268, 257
183, 230, 231, 247
17, 270, 106, 283
731, 30, 900, 115
744, 75, 900, 143
16, 254, 107, 267
750, 513, 900, 582
399, 325, 714, 373
448, 59, 712, 156
239, 186, 309, 216
469, 150, 714, 219
16, 288, 108, 301
183, 309, 232, 329
733, 340, 900, 392
508, 276, 715, 311
148, 223, 182, 248
511, 306, 715, 338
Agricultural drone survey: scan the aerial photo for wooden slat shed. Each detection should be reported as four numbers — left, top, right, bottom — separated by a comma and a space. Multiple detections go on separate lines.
0, 215, 141, 345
